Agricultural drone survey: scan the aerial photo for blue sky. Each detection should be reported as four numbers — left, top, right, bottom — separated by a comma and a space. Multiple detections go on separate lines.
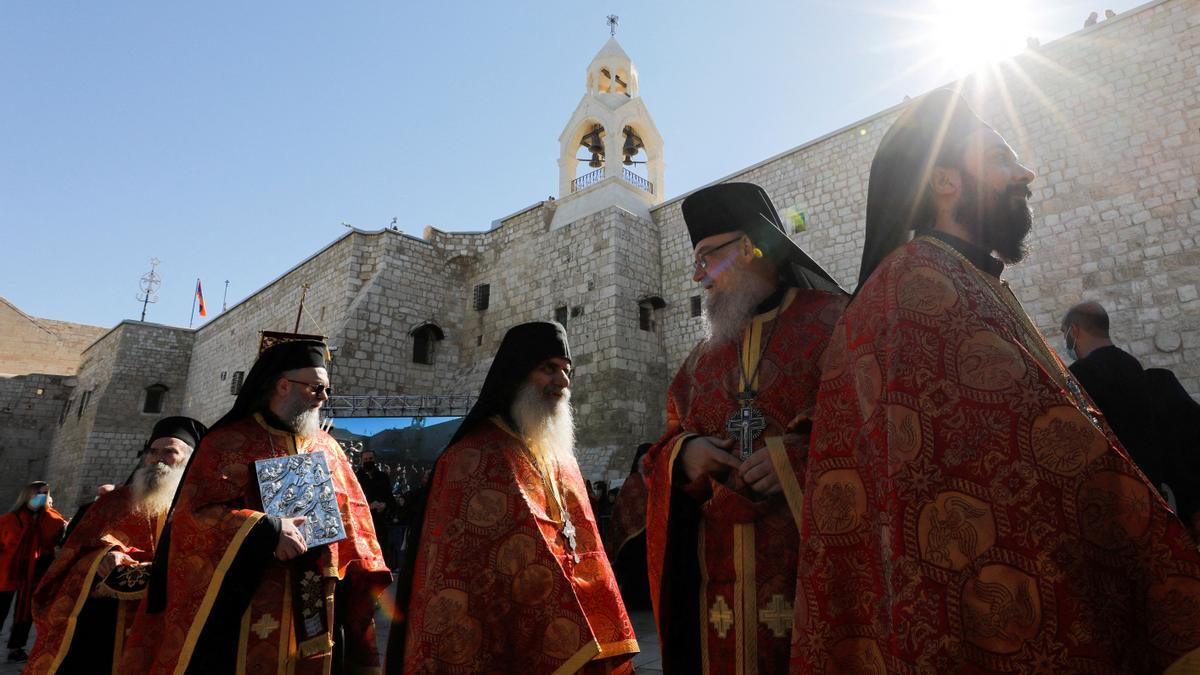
1, 0, 1144, 329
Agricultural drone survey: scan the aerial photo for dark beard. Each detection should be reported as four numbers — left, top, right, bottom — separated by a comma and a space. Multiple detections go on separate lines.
956, 171, 1033, 263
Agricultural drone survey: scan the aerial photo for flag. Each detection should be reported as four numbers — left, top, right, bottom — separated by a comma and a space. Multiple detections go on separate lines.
195, 279, 207, 317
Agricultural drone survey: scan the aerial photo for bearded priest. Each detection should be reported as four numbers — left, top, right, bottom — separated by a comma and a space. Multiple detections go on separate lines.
26, 416, 205, 675
643, 182, 847, 673
122, 339, 391, 674
389, 322, 638, 674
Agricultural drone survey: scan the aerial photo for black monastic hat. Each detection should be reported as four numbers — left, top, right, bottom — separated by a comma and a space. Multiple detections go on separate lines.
211, 339, 328, 429
682, 182, 844, 294
448, 321, 571, 445
147, 416, 208, 449
857, 88, 990, 288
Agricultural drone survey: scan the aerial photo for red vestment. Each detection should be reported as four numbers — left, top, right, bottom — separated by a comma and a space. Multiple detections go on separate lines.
398, 417, 638, 674
603, 473, 647, 562
644, 288, 844, 673
120, 414, 390, 674
792, 236, 1200, 673
0, 506, 66, 629
26, 486, 160, 674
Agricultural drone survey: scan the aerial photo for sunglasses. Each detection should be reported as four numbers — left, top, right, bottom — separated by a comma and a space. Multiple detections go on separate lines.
286, 379, 333, 396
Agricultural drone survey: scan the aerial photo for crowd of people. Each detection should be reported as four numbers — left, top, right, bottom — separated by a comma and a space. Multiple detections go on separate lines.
2, 88, 1198, 673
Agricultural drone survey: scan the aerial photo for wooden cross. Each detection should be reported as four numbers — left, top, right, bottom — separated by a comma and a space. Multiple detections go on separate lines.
726, 404, 767, 460
758, 594, 794, 638
709, 595, 734, 639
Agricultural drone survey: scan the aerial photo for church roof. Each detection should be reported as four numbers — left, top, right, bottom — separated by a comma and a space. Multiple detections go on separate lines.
590, 37, 632, 66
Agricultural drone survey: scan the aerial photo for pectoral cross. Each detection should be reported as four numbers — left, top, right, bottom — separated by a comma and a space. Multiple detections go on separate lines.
562, 515, 580, 563
726, 396, 767, 460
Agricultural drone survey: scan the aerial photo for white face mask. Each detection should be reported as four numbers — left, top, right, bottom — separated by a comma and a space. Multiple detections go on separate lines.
1064, 329, 1078, 362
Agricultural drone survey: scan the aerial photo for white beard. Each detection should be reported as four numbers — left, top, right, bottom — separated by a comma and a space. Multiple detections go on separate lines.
130, 461, 186, 516
510, 381, 577, 478
702, 265, 776, 347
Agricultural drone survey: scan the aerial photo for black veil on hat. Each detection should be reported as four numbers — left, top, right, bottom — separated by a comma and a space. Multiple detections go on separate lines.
682, 182, 844, 294
448, 321, 571, 446
858, 88, 990, 288
211, 339, 328, 429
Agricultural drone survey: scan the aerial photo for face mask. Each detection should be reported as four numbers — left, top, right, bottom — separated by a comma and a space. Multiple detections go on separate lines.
1064, 329, 1078, 362
362, 462, 376, 472
28, 494, 47, 510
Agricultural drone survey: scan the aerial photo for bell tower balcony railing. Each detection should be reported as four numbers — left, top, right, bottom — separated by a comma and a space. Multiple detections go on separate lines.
622, 167, 653, 194
571, 168, 604, 193
570, 166, 654, 195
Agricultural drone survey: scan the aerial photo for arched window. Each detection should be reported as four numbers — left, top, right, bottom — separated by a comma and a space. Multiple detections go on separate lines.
410, 323, 445, 365
143, 384, 168, 414
638, 296, 666, 332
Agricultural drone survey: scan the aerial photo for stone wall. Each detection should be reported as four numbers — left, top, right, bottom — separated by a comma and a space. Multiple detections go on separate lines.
181, 235, 358, 424
652, 0, 1200, 397
425, 202, 670, 480
45, 322, 194, 515
0, 296, 106, 377
0, 373, 73, 507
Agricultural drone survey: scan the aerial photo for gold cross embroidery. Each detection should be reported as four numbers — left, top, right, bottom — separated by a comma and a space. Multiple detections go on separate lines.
251, 613, 281, 640
758, 594, 794, 638
709, 595, 734, 639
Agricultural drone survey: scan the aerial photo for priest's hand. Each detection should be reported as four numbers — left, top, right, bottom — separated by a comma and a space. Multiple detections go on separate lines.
738, 448, 782, 496
97, 550, 136, 579
679, 436, 741, 483
275, 516, 309, 561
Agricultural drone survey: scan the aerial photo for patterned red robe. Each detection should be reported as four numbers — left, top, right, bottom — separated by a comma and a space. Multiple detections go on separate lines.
398, 417, 638, 674
792, 236, 1200, 673
644, 288, 845, 674
119, 414, 391, 675
26, 486, 160, 675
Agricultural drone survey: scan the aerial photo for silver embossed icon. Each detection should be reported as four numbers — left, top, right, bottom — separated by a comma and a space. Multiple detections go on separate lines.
256, 452, 346, 547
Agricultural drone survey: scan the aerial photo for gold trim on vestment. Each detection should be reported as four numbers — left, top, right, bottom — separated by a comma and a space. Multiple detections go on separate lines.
742, 289, 797, 389
553, 640, 601, 675
1166, 646, 1200, 675
597, 638, 640, 658
278, 567, 294, 675
699, 525, 710, 675
667, 434, 695, 489
46, 545, 114, 675
236, 599, 250, 675
765, 436, 804, 528
111, 594, 127, 675
173, 512, 266, 675
735, 523, 758, 675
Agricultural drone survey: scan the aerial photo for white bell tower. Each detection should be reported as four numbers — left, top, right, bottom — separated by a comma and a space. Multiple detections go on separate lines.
552, 25, 664, 229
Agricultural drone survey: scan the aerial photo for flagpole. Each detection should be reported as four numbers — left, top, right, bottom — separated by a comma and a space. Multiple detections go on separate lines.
189, 278, 198, 328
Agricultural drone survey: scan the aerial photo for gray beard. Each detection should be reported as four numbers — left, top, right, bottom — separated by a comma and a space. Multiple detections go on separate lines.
278, 397, 322, 438
510, 381, 577, 477
702, 268, 777, 347
130, 462, 185, 516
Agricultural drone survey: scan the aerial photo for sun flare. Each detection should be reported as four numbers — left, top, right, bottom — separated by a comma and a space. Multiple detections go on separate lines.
923, 0, 1035, 73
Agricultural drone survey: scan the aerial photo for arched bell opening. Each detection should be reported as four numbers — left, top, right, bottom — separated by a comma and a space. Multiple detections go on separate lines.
572, 122, 607, 190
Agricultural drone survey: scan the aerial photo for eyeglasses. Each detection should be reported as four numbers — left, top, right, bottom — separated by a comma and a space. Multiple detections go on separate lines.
286, 379, 333, 396
692, 235, 744, 272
